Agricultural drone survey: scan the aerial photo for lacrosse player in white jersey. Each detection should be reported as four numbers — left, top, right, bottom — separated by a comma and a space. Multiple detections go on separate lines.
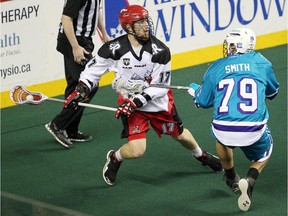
63, 4, 223, 186
188, 28, 280, 211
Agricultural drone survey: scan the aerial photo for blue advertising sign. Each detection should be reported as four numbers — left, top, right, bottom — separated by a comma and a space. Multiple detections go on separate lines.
104, 0, 128, 38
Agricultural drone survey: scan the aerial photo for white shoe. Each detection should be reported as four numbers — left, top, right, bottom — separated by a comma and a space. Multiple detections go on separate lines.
238, 178, 252, 211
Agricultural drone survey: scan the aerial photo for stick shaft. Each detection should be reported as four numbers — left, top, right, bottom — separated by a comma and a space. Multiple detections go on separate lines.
149, 84, 190, 90
47, 98, 117, 111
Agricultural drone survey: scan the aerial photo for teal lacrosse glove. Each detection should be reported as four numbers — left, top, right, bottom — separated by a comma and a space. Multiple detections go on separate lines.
187, 83, 200, 97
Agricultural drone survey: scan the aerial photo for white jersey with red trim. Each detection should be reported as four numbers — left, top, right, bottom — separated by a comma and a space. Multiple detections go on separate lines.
79, 34, 174, 112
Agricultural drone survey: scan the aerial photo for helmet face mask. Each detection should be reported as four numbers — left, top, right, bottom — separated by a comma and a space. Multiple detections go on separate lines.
223, 28, 256, 57
119, 5, 154, 43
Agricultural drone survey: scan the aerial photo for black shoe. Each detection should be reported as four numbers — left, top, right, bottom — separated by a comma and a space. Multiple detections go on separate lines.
45, 122, 73, 148
66, 131, 92, 142
102, 150, 122, 186
195, 150, 224, 172
224, 173, 240, 192
238, 178, 253, 211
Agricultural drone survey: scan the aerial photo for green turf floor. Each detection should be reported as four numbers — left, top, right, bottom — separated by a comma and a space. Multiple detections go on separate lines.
1, 45, 287, 216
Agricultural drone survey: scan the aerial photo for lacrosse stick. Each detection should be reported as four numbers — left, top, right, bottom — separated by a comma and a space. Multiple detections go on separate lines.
112, 77, 190, 96
10, 85, 117, 112
149, 84, 190, 90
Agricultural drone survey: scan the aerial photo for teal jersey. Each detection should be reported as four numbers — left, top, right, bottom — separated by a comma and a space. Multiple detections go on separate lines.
194, 52, 279, 146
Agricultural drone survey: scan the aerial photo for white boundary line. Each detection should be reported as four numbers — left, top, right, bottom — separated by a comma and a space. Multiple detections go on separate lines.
1, 191, 92, 216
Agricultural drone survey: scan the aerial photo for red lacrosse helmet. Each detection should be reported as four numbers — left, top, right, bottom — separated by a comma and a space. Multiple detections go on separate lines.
119, 5, 149, 31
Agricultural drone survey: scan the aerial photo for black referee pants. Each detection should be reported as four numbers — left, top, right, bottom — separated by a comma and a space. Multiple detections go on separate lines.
52, 33, 98, 134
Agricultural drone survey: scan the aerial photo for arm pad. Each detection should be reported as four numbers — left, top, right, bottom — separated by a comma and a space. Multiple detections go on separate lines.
76, 81, 90, 99
131, 92, 152, 108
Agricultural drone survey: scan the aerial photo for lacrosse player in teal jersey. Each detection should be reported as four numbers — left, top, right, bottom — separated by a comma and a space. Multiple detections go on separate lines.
188, 28, 280, 211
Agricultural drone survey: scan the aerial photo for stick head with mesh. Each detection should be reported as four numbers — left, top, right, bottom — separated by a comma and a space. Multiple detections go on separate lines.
10, 85, 48, 105
112, 77, 147, 95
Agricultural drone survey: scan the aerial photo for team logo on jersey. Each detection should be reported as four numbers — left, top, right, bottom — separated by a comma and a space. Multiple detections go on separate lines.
152, 43, 163, 55
132, 125, 141, 134
123, 58, 130, 66
131, 73, 143, 80
109, 41, 121, 56
144, 73, 152, 84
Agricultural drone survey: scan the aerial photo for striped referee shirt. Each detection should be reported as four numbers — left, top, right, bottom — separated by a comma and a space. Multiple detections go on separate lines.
59, 0, 101, 37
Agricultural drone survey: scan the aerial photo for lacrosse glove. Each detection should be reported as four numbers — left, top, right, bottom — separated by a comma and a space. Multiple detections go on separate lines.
187, 83, 200, 108
64, 81, 90, 109
115, 93, 151, 119
187, 83, 200, 97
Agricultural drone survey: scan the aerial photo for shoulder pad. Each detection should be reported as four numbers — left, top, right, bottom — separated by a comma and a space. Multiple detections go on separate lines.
98, 35, 129, 60
144, 36, 171, 64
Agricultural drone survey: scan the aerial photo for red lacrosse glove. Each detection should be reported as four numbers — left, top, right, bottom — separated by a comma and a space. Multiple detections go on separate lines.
115, 98, 137, 119
64, 82, 90, 109
115, 93, 151, 119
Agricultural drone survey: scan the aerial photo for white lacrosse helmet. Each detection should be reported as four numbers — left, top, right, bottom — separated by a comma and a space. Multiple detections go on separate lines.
223, 28, 256, 57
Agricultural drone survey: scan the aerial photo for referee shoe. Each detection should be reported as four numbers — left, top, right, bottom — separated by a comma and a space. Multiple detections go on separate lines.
66, 131, 92, 142
45, 121, 73, 148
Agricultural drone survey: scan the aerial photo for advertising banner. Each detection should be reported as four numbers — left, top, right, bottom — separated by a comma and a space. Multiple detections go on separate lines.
1, 0, 287, 108
1, 0, 63, 92
104, 0, 287, 53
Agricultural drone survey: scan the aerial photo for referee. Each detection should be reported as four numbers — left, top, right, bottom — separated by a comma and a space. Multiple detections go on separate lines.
45, 0, 110, 148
